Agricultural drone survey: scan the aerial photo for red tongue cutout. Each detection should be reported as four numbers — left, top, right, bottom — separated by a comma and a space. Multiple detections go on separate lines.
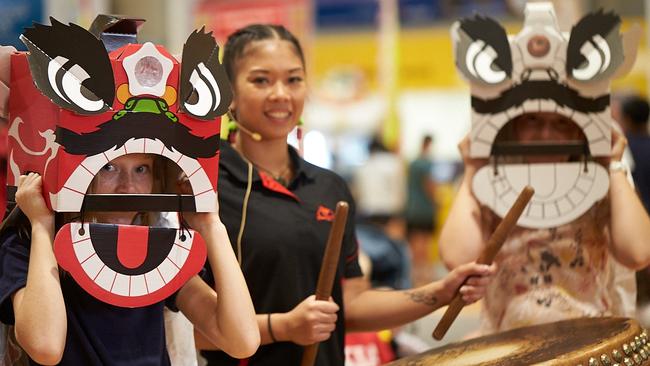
117, 225, 149, 269
54, 222, 208, 308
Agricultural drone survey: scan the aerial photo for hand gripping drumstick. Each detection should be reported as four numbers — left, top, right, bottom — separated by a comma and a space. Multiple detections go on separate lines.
300, 201, 349, 366
432, 185, 534, 340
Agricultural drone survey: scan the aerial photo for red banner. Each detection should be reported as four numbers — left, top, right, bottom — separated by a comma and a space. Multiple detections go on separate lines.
194, 0, 311, 45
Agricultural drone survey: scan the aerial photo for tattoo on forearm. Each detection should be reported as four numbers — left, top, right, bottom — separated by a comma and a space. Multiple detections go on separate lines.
405, 290, 437, 306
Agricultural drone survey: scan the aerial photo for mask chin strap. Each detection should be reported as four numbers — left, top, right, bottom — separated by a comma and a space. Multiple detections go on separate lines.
77, 200, 87, 236
582, 143, 591, 173
177, 193, 191, 242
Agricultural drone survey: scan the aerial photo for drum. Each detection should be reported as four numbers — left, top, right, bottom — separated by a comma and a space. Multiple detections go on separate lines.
387, 317, 649, 366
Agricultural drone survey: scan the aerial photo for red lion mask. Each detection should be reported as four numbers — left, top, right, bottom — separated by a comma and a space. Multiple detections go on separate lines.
7, 16, 231, 307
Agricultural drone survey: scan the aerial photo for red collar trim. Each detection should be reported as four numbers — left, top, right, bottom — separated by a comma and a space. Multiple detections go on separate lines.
258, 171, 299, 201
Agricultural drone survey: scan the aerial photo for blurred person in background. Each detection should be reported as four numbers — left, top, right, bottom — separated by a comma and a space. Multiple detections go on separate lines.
405, 135, 438, 286
617, 95, 650, 212
353, 134, 410, 291
616, 95, 650, 322
353, 134, 406, 228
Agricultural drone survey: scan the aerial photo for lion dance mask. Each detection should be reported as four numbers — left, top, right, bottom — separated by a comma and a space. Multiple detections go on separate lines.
453, 2, 639, 228
7, 16, 231, 307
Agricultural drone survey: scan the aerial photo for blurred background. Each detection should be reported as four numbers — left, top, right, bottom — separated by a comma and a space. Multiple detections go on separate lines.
2, 0, 650, 364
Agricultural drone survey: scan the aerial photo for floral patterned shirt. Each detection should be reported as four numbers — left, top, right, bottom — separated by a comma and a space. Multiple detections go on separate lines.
478, 200, 637, 334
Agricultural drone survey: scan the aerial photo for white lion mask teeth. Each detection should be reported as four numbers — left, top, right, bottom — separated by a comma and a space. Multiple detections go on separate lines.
452, 2, 639, 228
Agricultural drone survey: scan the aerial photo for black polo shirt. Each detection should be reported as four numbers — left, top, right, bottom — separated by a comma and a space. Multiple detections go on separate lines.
202, 142, 362, 366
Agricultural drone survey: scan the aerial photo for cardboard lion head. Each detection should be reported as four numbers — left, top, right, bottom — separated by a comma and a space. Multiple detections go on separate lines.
453, 2, 639, 228
8, 15, 231, 307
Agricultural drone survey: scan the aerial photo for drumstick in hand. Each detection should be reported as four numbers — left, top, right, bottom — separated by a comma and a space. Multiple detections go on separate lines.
432, 185, 534, 340
301, 201, 349, 366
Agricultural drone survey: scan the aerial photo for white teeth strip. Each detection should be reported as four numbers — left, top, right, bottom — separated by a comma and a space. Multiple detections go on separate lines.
528, 202, 543, 218
472, 162, 609, 228
124, 138, 145, 155
554, 104, 574, 117
177, 154, 202, 178
71, 223, 91, 242
130, 275, 147, 296
539, 100, 556, 112
63, 164, 96, 197
68, 223, 194, 297
529, 164, 556, 197
103, 145, 126, 163
80, 153, 110, 175
174, 230, 193, 251
470, 98, 612, 158
505, 105, 524, 120
73, 239, 95, 263
162, 145, 182, 163
583, 122, 606, 144
475, 122, 499, 143
112, 274, 129, 296
56, 138, 217, 212
522, 99, 539, 113
469, 140, 491, 158
571, 112, 590, 128
54, 189, 85, 212
167, 242, 190, 267
144, 270, 165, 293
157, 258, 180, 283
144, 138, 165, 155
81, 254, 104, 280
95, 266, 117, 291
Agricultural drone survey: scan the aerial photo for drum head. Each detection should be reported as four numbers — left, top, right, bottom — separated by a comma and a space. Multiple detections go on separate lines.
387, 317, 649, 365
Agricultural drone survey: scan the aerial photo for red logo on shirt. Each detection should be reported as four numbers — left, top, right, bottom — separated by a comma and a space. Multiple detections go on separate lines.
316, 205, 335, 222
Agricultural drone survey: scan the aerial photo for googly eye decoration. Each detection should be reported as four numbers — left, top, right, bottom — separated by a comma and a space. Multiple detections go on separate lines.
452, 15, 512, 85
179, 28, 232, 120
567, 10, 624, 83
21, 17, 115, 114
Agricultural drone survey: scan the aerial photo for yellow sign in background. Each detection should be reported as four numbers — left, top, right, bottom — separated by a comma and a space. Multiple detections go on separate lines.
312, 19, 649, 95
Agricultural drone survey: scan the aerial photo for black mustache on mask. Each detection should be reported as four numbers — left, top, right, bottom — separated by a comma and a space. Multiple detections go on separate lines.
56, 110, 220, 158
471, 80, 610, 115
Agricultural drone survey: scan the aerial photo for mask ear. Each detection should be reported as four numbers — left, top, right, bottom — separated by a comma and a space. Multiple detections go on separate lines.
452, 15, 512, 85
612, 23, 640, 79
179, 28, 232, 120
21, 17, 115, 114
566, 10, 624, 83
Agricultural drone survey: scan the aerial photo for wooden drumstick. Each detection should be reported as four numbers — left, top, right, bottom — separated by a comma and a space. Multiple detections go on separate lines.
300, 201, 349, 366
432, 185, 534, 340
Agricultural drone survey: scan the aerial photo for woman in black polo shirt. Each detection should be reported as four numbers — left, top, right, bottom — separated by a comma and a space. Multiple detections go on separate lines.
198, 24, 496, 366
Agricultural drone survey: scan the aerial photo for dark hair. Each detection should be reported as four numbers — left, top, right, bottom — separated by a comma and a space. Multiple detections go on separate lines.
368, 134, 388, 153
621, 96, 650, 127
222, 24, 305, 83
0, 205, 65, 243
422, 135, 433, 149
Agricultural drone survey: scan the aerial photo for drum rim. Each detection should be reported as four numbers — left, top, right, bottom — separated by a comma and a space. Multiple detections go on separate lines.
385, 317, 649, 366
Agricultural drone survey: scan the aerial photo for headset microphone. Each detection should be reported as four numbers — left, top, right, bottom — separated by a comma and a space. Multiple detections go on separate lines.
227, 111, 262, 142
237, 124, 262, 142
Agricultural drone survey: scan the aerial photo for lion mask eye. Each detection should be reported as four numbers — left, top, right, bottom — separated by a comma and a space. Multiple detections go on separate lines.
567, 10, 623, 82
47, 56, 106, 112
452, 15, 512, 85
184, 62, 222, 117
465, 40, 507, 84
179, 28, 232, 120
21, 17, 114, 114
